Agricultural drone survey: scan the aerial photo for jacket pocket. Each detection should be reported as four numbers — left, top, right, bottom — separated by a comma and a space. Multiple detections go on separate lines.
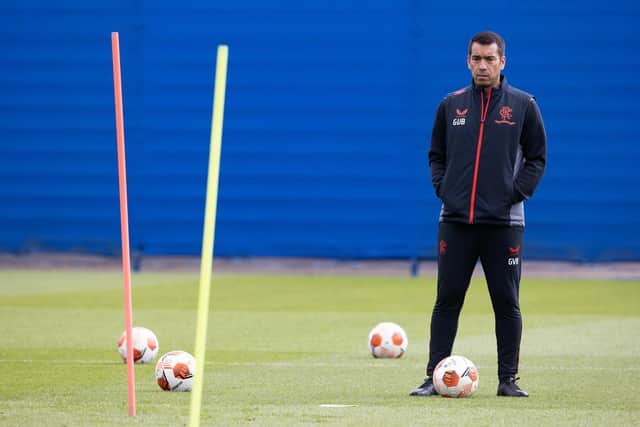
511, 182, 524, 204
436, 173, 448, 199
439, 173, 468, 214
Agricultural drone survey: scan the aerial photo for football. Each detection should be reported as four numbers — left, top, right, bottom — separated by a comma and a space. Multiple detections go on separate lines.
367, 322, 408, 358
155, 351, 195, 392
117, 326, 159, 364
432, 355, 479, 398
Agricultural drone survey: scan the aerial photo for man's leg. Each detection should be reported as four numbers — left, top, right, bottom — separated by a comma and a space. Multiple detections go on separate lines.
479, 225, 528, 396
426, 222, 480, 377
411, 222, 480, 396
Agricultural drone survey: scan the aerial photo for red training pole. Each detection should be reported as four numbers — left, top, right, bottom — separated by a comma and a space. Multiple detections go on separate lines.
111, 31, 136, 417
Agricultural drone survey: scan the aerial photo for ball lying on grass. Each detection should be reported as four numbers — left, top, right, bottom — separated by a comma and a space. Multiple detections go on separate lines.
433, 355, 479, 398
368, 322, 408, 358
117, 326, 159, 364
155, 351, 195, 392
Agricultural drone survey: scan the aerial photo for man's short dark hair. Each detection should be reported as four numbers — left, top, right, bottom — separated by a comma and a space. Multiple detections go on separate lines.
468, 31, 505, 57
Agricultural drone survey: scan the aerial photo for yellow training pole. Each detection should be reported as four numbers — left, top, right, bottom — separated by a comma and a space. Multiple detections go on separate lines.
189, 45, 228, 427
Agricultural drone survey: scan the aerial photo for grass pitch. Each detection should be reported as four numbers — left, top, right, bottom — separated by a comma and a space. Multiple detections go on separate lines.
0, 269, 639, 426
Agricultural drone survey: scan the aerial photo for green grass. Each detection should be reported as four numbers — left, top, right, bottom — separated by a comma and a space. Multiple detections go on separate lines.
0, 270, 639, 426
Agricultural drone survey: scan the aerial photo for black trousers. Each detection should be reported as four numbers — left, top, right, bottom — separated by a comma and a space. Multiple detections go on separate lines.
426, 221, 524, 381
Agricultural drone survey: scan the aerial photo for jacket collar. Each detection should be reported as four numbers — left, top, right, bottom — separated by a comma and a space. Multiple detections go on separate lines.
472, 75, 508, 94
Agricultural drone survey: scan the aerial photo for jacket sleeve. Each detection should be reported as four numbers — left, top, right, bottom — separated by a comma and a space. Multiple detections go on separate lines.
513, 98, 546, 202
428, 101, 447, 198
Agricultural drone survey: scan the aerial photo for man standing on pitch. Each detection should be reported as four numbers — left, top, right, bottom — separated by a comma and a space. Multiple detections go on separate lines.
410, 31, 546, 397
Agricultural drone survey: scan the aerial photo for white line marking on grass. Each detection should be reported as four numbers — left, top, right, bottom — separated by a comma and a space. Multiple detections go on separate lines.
319, 404, 357, 408
3, 360, 640, 373
0, 359, 126, 365
208, 361, 640, 372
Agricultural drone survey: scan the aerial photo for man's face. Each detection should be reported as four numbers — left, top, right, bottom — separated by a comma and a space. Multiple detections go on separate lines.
467, 42, 505, 88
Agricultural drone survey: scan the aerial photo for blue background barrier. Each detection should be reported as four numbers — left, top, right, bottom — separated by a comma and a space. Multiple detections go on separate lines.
1, 1, 639, 261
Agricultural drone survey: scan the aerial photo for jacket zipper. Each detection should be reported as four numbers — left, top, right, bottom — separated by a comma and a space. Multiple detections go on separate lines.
469, 87, 492, 224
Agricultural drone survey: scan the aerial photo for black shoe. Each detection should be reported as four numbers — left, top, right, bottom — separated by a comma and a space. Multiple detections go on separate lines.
409, 377, 438, 396
497, 377, 529, 397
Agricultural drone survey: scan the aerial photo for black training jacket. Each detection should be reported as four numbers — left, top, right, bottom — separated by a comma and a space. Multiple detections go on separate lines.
428, 76, 546, 226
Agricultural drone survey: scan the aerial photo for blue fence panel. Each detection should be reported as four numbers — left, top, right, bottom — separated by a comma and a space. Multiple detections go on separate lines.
1, 0, 638, 261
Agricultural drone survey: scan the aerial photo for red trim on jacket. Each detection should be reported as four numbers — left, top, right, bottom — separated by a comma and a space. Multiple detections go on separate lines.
469, 87, 492, 224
